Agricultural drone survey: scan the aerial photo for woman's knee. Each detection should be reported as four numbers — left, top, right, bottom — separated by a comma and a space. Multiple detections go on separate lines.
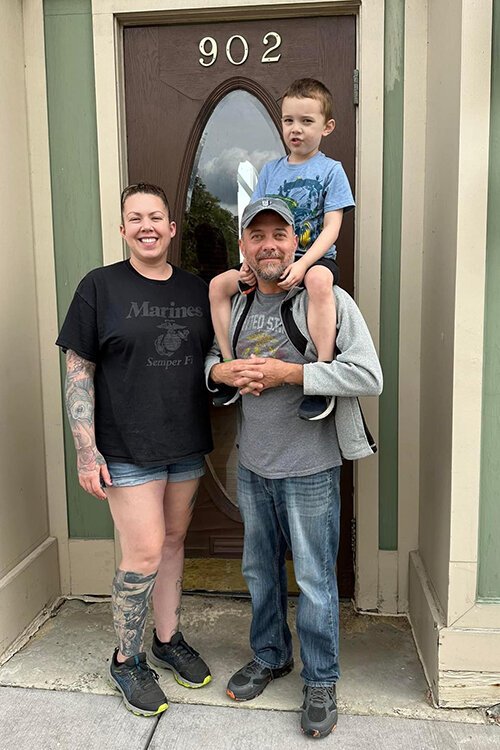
160, 527, 188, 557
120, 537, 164, 574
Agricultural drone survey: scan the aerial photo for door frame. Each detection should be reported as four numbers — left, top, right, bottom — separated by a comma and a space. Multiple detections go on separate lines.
82, 0, 383, 606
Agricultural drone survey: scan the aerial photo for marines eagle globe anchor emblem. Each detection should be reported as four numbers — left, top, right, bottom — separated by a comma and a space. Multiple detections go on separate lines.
154, 320, 190, 356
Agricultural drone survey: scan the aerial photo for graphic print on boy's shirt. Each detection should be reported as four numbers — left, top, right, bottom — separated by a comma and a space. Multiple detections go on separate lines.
272, 176, 324, 252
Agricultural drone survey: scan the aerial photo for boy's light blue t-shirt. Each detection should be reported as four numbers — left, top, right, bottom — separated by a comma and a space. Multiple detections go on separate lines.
252, 151, 355, 259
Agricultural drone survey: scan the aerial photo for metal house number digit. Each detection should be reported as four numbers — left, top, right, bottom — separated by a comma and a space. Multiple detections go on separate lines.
225, 35, 249, 66
199, 37, 218, 67
198, 32, 282, 66
261, 32, 282, 63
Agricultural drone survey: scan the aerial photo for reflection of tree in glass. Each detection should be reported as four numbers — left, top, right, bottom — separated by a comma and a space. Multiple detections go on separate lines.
181, 176, 239, 282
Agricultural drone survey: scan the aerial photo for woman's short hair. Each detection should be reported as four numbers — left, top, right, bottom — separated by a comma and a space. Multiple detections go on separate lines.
120, 183, 171, 220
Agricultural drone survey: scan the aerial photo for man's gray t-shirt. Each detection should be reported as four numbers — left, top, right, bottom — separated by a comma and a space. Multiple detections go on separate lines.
236, 290, 341, 479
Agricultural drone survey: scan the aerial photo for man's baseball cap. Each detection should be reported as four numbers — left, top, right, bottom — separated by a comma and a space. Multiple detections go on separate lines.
241, 197, 295, 230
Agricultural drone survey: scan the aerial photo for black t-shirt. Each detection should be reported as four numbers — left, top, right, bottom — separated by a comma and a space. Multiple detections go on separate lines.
56, 260, 213, 466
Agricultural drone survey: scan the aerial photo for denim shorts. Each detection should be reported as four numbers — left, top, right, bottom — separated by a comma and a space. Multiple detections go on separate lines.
107, 455, 205, 488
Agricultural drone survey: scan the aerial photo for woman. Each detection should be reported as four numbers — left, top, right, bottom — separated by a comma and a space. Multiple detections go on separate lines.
57, 183, 213, 716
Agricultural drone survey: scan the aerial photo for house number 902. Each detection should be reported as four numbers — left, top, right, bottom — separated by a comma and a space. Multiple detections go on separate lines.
198, 32, 282, 67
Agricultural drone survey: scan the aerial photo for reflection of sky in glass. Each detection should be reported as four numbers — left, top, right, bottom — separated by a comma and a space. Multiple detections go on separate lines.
188, 91, 285, 215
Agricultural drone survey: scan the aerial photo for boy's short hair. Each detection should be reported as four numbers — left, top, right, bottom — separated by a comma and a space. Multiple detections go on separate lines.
281, 78, 334, 122
120, 182, 171, 220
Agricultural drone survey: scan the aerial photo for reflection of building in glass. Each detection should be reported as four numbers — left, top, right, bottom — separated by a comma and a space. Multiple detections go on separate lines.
182, 89, 285, 279
185, 132, 206, 213
237, 160, 259, 240
182, 177, 238, 282
190, 90, 284, 213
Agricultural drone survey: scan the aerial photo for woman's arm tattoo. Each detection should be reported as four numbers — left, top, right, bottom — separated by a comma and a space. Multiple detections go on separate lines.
65, 350, 104, 475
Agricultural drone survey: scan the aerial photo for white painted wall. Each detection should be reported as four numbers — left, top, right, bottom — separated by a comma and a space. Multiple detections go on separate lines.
0, 0, 60, 658
418, 0, 462, 619
418, 0, 491, 629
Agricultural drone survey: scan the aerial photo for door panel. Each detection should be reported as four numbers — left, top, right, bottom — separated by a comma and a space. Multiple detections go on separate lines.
123, 14, 356, 597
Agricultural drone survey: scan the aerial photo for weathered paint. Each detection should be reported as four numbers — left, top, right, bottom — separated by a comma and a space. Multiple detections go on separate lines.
478, 1, 500, 601
44, 0, 114, 538
379, 0, 404, 551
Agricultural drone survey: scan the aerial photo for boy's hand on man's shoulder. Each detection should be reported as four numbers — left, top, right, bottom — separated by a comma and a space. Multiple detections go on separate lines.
239, 263, 257, 288
277, 258, 308, 290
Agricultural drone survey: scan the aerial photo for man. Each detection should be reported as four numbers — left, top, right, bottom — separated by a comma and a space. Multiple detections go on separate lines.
206, 197, 382, 739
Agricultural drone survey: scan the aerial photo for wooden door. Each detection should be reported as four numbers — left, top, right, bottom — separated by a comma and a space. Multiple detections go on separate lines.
123, 14, 356, 597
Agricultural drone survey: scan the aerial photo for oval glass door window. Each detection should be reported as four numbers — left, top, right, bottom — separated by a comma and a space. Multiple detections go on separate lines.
182, 90, 285, 506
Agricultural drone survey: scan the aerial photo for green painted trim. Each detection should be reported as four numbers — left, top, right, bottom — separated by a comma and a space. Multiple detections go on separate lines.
378, 0, 405, 551
45, 0, 90, 16
44, 0, 114, 539
478, 2, 500, 599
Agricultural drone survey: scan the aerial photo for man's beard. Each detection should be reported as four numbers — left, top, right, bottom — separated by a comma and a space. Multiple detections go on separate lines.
251, 252, 290, 282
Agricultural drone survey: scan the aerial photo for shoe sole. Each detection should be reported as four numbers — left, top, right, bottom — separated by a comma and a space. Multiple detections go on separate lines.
148, 650, 212, 689
226, 660, 294, 702
212, 392, 240, 407
107, 672, 168, 717
240, 283, 256, 295
298, 397, 336, 422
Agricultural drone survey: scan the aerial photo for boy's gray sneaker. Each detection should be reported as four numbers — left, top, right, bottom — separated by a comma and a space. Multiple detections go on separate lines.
301, 684, 337, 738
298, 395, 335, 421
108, 650, 168, 717
212, 383, 240, 407
149, 630, 212, 688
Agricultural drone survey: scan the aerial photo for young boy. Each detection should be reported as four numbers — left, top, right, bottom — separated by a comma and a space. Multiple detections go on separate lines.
209, 78, 354, 420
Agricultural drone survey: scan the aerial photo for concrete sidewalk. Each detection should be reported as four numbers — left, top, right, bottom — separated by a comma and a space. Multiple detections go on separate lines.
0, 597, 486, 723
1, 596, 499, 749
1, 685, 499, 750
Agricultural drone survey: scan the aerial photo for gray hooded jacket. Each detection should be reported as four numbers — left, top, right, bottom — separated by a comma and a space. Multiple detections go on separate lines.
205, 285, 383, 460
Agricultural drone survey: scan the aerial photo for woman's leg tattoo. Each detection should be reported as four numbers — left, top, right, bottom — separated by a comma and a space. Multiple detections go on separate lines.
112, 569, 157, 657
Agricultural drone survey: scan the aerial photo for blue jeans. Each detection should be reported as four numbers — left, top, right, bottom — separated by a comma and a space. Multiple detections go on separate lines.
237, 463, 341, 687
